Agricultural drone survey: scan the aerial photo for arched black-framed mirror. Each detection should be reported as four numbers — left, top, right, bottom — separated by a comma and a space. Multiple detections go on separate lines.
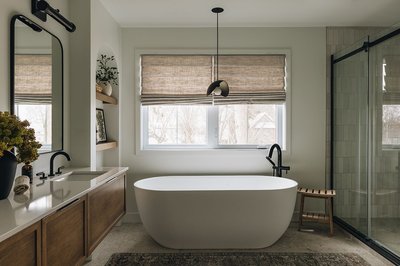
10, 14, 64, 154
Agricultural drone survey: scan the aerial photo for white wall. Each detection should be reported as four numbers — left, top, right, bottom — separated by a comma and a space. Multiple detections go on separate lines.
0, 0, 70, 176
91, 0, 122, 168
69, 0, 121, 169
121, 27, 327, 222
69, 0, 92, 167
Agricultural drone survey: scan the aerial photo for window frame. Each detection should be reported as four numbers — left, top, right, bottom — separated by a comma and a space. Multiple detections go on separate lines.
135, 49, 292, 153
142, 104, 284, 150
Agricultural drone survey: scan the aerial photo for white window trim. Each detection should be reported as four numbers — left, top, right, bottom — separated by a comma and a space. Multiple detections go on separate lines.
134, 48, 292, 154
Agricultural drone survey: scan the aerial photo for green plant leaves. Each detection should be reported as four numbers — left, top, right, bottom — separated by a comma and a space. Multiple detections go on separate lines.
96, 54, 119, 85
0, 112, 42, 163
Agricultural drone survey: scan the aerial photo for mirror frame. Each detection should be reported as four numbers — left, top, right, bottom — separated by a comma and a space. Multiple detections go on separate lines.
10, 14, 64, 154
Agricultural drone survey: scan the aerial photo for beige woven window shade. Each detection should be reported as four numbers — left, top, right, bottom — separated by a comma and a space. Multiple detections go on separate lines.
140, 54, 286, 105
214, 55, 286, 104
384, 56, 400, 104
15, 54, 52, 104
141, 55, 213, 105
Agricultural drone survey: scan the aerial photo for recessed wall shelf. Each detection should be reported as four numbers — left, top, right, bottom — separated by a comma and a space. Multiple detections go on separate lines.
96, 141, 117, 151
96, 92, 118, 105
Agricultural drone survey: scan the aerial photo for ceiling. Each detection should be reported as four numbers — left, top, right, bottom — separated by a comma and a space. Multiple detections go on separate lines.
99, 0, 400, 28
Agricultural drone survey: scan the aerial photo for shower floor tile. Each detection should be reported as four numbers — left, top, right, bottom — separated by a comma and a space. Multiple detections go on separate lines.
371, 218, 400, 256
344, 217, 400, 256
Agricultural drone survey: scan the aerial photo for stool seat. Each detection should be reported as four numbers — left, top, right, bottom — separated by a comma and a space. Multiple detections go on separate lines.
297, 187, 336, 198
297, 187, 336, 235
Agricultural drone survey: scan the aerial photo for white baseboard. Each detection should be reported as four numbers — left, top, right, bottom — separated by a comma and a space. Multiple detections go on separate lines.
122, 212, 141, 224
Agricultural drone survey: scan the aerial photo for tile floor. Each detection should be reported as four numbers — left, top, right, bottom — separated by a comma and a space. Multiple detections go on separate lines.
85, 222, 393, 266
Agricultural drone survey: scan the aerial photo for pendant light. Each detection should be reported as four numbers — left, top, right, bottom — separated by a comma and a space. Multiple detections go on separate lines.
207, 7, 229, 97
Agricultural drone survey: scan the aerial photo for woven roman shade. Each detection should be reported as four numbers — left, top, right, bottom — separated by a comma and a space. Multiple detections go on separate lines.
214, 55, 286, 104
140, 54, 286, 105
15, 54, 52, 104
384, 56, 400, 104
141, 55, 213, 105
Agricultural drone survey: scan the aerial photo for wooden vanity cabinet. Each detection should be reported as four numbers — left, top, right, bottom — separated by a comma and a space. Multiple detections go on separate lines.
87, 174, 125, 254
41, 196, 87, 266
0, 221, 41, 266
0, 172, 126, 265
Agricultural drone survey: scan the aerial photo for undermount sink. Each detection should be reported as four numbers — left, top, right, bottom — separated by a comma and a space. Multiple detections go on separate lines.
51, 170, 109, 184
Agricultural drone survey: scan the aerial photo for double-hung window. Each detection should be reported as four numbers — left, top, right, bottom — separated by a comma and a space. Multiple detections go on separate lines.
140, 53, 289, 149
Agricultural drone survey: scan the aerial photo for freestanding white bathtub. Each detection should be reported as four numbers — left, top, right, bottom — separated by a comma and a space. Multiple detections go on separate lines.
134, 175, 297, 249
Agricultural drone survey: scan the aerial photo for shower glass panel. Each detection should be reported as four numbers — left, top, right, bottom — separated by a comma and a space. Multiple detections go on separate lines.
369, 32, 400, 255
333, 45, 369, 235
332, 26, 400, 263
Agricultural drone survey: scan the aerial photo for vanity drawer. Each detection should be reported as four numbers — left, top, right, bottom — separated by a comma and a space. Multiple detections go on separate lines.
0, 221, 41, 266
42, 196, 87, 266
87, 174, 125, 254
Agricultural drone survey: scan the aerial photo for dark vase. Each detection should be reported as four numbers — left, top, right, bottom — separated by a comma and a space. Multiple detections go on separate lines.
22, 163, 33, 184
0, 151, 18, 200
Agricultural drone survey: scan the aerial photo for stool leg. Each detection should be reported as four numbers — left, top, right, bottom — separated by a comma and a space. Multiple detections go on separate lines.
298, 194, 305, 230
328, 197, 333, 236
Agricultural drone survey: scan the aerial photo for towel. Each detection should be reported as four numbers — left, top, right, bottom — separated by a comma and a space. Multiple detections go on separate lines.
13, 175, 30, 195
13, 191, 30, 203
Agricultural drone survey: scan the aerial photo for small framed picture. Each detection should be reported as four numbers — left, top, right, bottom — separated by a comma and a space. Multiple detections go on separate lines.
96, 108, 107, 143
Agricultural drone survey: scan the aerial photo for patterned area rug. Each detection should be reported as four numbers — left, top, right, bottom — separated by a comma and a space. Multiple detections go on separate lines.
105, 252, 370, 266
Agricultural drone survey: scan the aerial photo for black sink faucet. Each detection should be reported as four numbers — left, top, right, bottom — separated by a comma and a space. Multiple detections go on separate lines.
49, 151, 71, 177
266, 144, 290, 177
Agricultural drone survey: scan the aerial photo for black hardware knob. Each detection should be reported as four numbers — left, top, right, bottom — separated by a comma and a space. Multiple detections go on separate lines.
56, 166, 65, 175
36, 172, 47, 180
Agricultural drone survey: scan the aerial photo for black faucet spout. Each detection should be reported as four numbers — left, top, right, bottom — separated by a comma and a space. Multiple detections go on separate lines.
49, 151, 71, 176
268, 144, 282, 169
266, 144, 288, 177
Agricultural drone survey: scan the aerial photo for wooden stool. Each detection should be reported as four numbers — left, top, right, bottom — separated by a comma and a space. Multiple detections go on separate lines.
297, 187, 336, 235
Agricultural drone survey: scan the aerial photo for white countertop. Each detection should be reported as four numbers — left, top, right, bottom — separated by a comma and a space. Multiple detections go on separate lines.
0, 167, 128, 242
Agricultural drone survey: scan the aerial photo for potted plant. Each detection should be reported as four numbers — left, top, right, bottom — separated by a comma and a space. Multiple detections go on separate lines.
0, 112, 41, 199
96, 54, 119, 96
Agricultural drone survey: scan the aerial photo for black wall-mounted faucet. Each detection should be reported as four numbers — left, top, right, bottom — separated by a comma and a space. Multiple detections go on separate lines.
266, 144, 290, 177
49, 151, 71, 177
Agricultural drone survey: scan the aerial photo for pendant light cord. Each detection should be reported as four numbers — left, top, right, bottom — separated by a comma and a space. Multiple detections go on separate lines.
216, 12, 219, 81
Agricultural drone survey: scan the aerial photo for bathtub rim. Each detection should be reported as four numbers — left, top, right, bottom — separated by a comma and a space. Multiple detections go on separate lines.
134, 175, 298, 192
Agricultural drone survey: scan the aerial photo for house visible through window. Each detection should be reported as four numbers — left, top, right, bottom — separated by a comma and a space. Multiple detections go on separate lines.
140, 53, 288, 149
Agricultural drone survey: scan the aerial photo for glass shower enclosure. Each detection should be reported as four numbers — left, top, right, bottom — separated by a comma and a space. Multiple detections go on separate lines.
332, 27, 400, 264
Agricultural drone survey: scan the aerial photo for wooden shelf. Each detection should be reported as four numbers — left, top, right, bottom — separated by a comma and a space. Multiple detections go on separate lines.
96, 92, 118, 105
96, 141, 117, 151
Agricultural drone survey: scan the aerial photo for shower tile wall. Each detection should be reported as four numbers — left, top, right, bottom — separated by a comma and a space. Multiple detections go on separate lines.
331, 26, 400, 258
372, 131, 399, 218
327, 28, 382, 223
333, 51, 368, 224
330, 27, 400, 221
326, 27, 382, 185
370, 35, 400, 219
